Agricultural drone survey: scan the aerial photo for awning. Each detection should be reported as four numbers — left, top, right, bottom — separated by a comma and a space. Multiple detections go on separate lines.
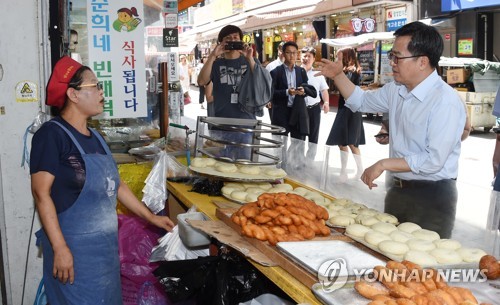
320, 32, 395, 48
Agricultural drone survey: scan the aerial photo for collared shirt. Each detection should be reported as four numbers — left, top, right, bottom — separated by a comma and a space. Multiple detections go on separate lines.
304, 67, 328, 106
265, 58, 283, 72
284, 64, 297, 107
346, 70, 466, 181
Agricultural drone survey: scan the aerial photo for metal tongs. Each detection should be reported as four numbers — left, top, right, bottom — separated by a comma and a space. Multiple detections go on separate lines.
169, 123, 195, 166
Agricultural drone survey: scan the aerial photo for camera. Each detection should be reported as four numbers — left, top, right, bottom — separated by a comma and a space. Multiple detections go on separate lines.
225, 41, 244, 50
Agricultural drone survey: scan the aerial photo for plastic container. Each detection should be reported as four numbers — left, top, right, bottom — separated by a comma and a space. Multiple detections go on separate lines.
238, 293, 294, 305
177, 212, 211, 247
473, 70, 500, 92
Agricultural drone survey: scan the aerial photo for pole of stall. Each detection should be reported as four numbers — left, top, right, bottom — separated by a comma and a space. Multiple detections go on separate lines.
160, 62, 169, 138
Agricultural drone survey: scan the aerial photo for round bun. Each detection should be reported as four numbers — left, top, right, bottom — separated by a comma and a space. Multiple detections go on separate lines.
412, 229, 440, 241
274, 183, 294, 192
224, 182, 245, 189
371, 222, 398, 235
265, 168, 287, 177
397, 222, 422, 234
360, 216, 380, 226
231, 190, 248, 201
205, 158, 217, 166
407, 239, 437, 252
293, 187, 309, 196
345, 224, 372, 238
329, 215, 356, 227
256, 182, 273, 190
457, 247, 488, 263
215, 163, 238, 173
332, 198, 351, 206
358, 208, 379, 217
245, 187, 265, 195
364, 231, 391, 247
245, 193, 259, 202
191, 157, 208, 168
434, 239, 462, 250
404, 250, 438, 266
390, 230, 414, 243
378, 240, 410, 256
222, 186, 239, 196
430, 248, 463, 264
239, 165, 261, 175
375, 213, 398, 224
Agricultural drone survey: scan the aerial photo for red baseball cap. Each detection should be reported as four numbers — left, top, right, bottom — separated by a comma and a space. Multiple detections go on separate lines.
46, 56, 82, 109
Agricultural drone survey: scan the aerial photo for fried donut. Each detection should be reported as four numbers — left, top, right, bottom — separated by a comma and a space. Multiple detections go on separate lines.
396, 298, 418, 305
298, 225, 315, 239
373, 295, 396, 302
403, 281, 428, 295
354, 280, 390, 300
452, 287, 477, 304
427, 269, 448, 289
254, 215, 272, 224
479, 254, 500, 280
386, 261, 409, 278
260, 208, 280, 218
389, 283, 417, 299
427, 289, 457, 305
442, 286, 464, 303
367, 301, 386, 305
410, 295, 429, 305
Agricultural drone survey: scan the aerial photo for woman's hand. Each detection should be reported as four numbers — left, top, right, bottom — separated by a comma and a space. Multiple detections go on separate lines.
150, 215, 175, 232
53, 245, 74, 284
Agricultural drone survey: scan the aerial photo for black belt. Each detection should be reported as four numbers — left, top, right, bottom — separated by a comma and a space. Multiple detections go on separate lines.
307, 102, 320, 109
393, 177, 456, 189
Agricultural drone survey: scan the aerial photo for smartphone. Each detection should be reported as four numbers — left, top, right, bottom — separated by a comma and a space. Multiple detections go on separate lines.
374, 133, 389, 138
225, 41, 244, 50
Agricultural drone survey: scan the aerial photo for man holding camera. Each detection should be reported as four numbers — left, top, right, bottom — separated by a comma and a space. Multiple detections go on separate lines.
197, 25, 260, 120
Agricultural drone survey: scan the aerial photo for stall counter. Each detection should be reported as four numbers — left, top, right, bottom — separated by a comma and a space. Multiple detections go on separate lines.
167, 180, 322, 305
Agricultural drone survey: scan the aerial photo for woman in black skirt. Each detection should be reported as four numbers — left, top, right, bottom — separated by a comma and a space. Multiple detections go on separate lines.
326, 48, 365, 181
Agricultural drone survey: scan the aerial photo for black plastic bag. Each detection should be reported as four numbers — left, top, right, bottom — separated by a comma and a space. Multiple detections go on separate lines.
153, 251, 268, 305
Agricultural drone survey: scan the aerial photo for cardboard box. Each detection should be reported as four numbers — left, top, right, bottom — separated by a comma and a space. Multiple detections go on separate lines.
447, 68, 470, 84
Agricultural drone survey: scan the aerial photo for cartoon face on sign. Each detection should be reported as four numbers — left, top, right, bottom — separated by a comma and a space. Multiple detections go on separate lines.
113, 7, 142, 32
350, 17, 376, 33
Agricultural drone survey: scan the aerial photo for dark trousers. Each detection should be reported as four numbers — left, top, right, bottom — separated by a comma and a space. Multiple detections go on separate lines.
384, 178, 458, 238
307, 104, 321, 144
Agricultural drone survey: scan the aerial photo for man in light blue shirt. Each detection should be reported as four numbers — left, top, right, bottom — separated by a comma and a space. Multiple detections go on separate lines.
316, 22, 466, 238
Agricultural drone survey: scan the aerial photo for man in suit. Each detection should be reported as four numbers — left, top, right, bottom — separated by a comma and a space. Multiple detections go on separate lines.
270, 41, 309, 139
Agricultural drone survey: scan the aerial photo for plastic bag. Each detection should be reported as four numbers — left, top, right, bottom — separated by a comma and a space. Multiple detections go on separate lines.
118, 214, 169, 305
154, 251, 268, 305
33, 277, 47, 305
142, 150, 168, 214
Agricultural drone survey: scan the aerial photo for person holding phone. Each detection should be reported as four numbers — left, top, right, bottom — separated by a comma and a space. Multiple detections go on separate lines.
315, 21, 466, 238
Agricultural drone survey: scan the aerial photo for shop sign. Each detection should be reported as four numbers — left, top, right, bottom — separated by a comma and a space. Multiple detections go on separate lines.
232, 0, 244, 14
350, 17, 375, 33
242, 34, 252, 43
87, 0, 147, 119
166, 52, 179, 82
386, 19, 406, 31
146, 26, 164, 36
163, 28, 179, 47
15, 81, 38, 103
458, 38, 474, 56
162, 0, 178, 14
386, 6, 407, 31
165, 14, 178, 28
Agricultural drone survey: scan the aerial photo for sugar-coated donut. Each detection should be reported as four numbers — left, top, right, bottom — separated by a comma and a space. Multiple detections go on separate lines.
457, 247, 487, 263
390, 230, 414, 243
365, 231, 392, 246
371, 222, 398, 235
434, 239, 462, 250
375, 213, 398, 224
430, 248, 463, 264
412, 229, 440, 241
239, 165, 261, 175
407, 239, 436, 252
345, 224, 372, 238
329, 215, 356, 227
404, 250, 438, 266
378, 240, 410, 256
397, 222, 422, 234
191, 157, 208, 167
215, 163, 238, 173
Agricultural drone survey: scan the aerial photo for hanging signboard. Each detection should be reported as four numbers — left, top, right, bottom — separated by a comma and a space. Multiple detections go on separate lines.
87, 1, 147, 119
386, 6, 407, 31
163, 28, 179, 47
458, 38, 474, 56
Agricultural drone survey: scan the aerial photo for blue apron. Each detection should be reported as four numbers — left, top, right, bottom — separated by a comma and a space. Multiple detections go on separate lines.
36, 121, 122, 305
